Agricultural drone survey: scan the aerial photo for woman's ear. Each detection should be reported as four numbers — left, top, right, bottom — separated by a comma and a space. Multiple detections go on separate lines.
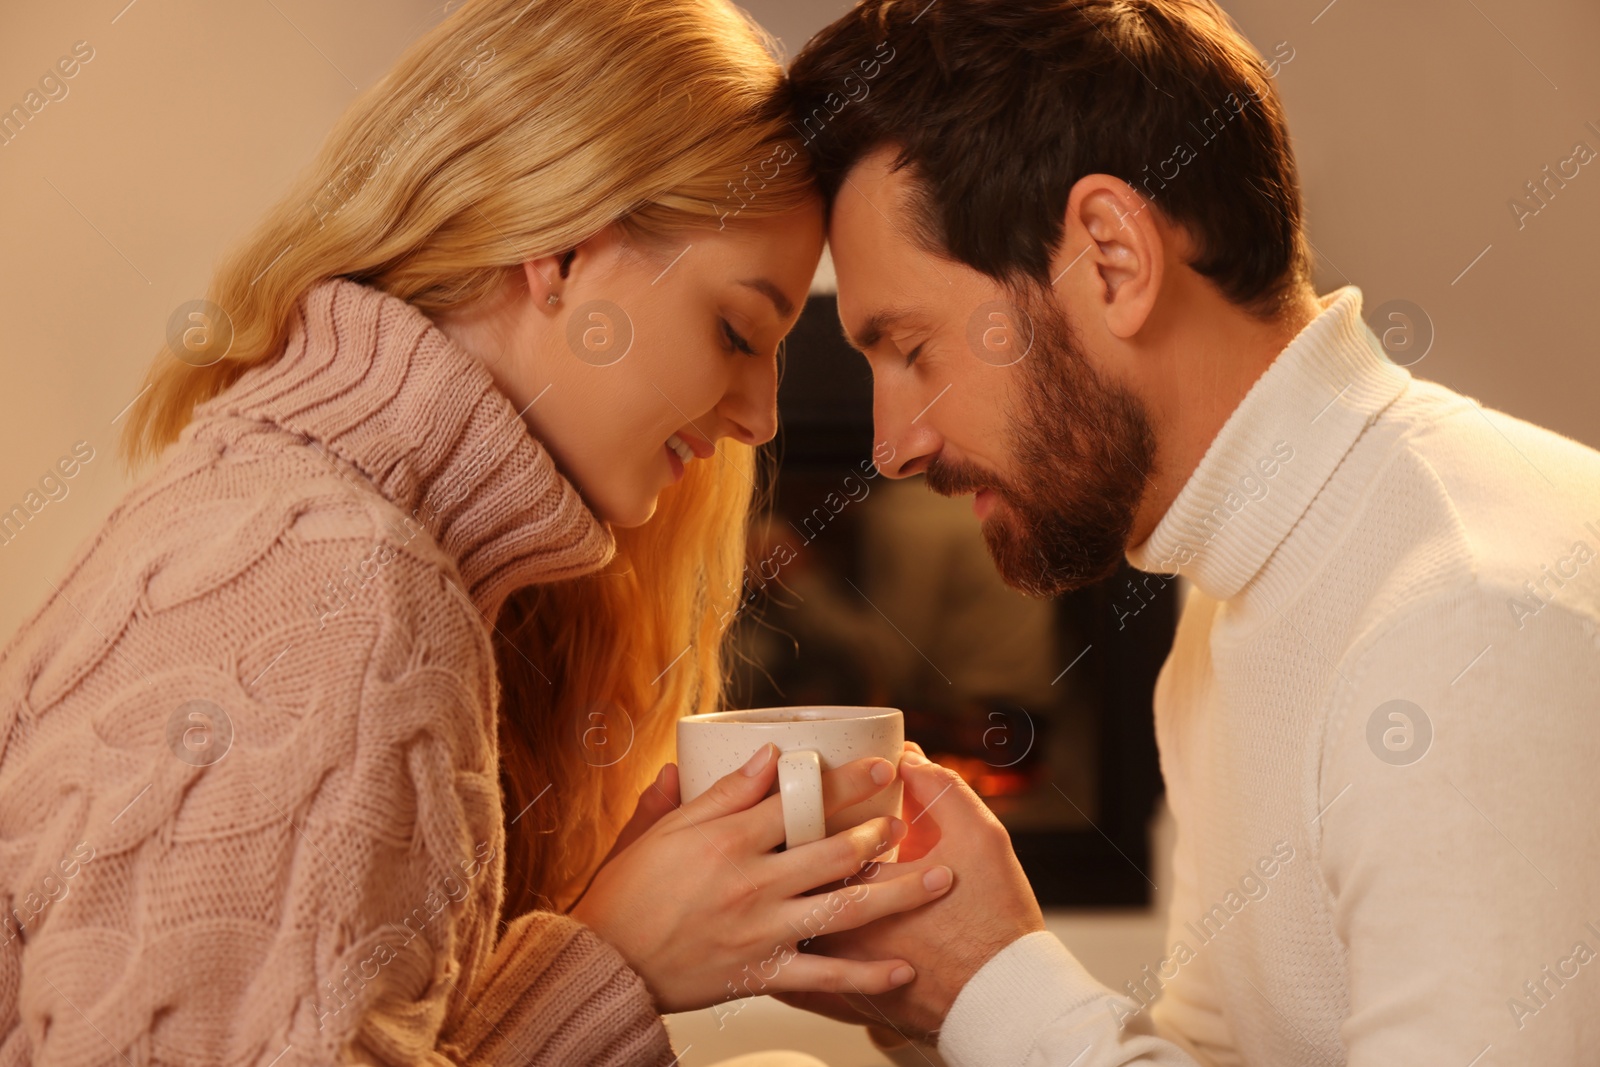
523, 234, 593, 307
522, 255, 566, 309
525, 222, 627, 309
1060, 175, 1164, 340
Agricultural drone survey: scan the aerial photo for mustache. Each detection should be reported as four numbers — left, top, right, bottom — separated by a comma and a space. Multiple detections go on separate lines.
924, 456, 1006, 499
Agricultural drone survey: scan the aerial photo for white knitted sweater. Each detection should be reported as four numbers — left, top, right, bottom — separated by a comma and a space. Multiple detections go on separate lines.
938, 287, 1600, 1065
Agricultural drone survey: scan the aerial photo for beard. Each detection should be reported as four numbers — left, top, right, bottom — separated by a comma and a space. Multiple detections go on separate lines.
924, 289, 1157, 598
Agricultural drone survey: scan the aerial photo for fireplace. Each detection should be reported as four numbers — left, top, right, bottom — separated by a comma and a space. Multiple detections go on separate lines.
727, 294, 1177, 906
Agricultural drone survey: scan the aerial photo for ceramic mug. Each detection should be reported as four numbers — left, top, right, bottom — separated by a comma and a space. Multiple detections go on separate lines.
676, 706, 904, 852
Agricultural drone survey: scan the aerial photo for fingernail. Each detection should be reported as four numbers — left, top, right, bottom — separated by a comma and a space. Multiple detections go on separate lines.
923, 866, 952, 892
654, 763, 670, 786
870, 759, 895, 786
901, 750, 928, 768
889, 965, 915, 985
888, 816, 906, 841
742, 743, 774, 776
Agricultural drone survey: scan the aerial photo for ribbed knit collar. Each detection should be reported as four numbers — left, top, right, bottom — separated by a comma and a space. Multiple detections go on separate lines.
1126, 287, 1410, 603
207, 276, 616, 624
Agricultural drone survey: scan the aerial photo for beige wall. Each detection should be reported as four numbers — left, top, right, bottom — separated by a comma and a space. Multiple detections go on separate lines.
746, 0, 1600, 457
3, 0, 1597, 644
0, 0, 444, 643
1216, 0, 1600, 450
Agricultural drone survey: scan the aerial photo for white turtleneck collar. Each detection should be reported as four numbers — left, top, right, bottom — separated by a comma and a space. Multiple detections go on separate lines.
1126, 287, 1412, 603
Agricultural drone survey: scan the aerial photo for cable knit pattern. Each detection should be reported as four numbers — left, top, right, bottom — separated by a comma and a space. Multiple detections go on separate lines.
0, 278, 675, 1066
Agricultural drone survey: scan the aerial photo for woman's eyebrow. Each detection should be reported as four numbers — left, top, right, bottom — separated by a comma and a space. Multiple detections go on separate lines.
738, 278, 794, 319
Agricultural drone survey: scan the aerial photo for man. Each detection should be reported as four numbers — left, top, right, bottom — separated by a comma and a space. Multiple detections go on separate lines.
779, 0, 1600, 1063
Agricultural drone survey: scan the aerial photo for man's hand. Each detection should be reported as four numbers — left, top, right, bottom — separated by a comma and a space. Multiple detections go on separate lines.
778, 747, 1046, 1042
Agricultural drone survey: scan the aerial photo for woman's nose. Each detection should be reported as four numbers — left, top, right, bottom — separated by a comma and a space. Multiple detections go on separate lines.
716, 358, 780, 446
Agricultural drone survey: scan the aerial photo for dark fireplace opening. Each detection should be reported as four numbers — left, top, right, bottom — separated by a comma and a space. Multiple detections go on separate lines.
728, 294, 1177, 907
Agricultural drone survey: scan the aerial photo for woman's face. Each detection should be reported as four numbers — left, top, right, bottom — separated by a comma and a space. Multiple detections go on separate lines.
438, 200, 824, 528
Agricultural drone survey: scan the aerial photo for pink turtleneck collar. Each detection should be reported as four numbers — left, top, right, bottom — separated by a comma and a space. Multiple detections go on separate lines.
201, 276, 616, 623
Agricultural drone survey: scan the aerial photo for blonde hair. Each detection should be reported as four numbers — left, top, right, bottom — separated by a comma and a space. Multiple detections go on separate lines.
120, 0, 813, 914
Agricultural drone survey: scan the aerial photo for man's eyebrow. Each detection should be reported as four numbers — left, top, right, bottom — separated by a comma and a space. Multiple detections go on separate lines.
845, 307, 917, 353
738, 278, 794, 320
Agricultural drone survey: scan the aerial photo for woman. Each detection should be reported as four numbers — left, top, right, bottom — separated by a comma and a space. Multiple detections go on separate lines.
0, 0, 952, 1062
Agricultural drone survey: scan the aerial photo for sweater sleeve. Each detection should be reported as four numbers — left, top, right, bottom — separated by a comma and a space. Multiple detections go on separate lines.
936, 933, 1201, 1066
8, 546, 670, 1067
436, 910, 669, 1065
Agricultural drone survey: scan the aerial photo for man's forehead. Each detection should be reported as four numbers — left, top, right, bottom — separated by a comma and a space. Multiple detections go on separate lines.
830, 148, 913, 244
830, 149, 924, 343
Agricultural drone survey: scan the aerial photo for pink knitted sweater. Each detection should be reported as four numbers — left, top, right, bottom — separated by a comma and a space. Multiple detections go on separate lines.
0, 278, 675, 1065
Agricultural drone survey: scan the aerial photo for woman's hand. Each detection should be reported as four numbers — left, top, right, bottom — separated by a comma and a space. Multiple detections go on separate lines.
565, 763, 683, 915
570, 742, 954, 1014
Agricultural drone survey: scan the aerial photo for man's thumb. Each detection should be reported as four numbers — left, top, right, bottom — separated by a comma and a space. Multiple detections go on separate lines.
900, 751, 979, 821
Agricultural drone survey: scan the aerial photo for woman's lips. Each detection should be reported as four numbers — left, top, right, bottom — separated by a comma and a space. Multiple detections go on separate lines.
665, 442, 685, 482
672, 431, 714, 459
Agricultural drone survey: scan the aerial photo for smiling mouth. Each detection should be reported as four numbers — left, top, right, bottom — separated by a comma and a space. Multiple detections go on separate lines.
667, 430, 716, 462
666, 433, 694, 465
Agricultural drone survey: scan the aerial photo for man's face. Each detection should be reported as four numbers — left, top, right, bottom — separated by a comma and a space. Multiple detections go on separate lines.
830, 147, 1156, 596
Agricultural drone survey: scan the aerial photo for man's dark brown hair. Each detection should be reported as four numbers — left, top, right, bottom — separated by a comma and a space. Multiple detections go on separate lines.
785, 0, 1312, 317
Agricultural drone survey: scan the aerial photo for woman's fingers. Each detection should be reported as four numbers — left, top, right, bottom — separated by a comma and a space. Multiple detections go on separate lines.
820, 755, 899, 817
672, 743, 779, 826
768, 815, 905, 895
759, 951, 916, 996
740, 754, 901, 851
779, 862, 952, 942
822, 858, 916, 885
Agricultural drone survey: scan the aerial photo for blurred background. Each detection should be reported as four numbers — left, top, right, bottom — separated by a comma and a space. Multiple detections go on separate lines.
2, 0, 1596, 1063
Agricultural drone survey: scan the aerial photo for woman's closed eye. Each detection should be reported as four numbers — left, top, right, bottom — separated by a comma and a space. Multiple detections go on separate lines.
721, 318, 758, 357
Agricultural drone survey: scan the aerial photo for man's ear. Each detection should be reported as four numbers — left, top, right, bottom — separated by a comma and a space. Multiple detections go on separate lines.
1056, 174, 1164, 340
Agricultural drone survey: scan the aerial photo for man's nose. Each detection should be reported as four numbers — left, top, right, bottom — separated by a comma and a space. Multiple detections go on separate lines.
872, 379, 940, 478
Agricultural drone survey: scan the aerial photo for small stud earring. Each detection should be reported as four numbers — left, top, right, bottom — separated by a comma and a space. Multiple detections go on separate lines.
546, 292, 560, 306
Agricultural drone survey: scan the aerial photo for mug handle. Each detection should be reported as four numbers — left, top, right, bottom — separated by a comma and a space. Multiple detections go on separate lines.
776, 749, 827, 849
